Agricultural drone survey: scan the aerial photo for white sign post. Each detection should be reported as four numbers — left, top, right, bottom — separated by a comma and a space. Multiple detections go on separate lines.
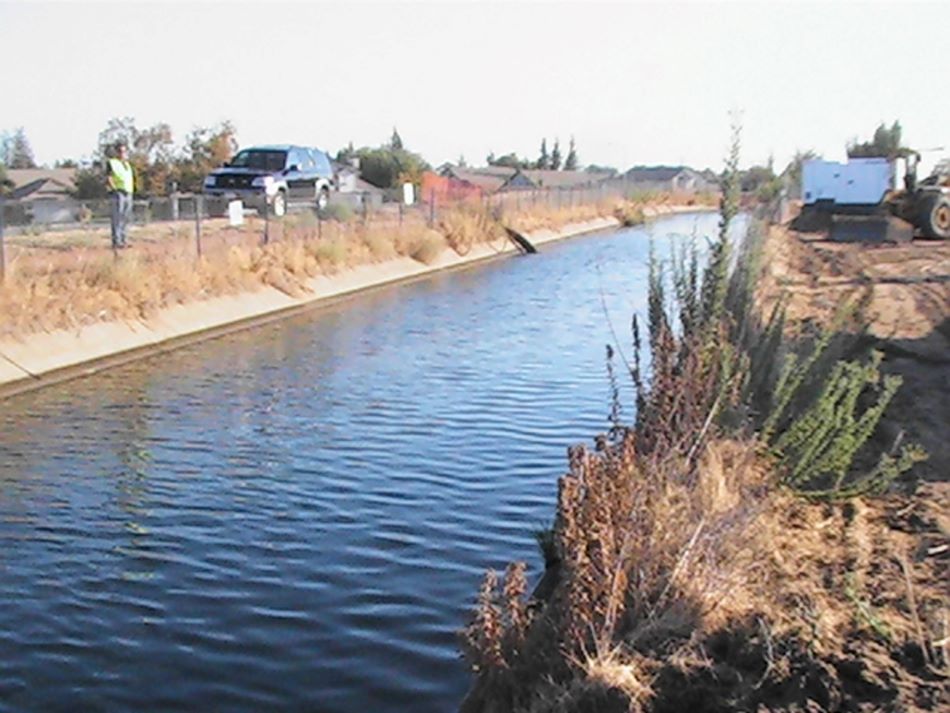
228, 200, 244, 226
402, 182, 415, 206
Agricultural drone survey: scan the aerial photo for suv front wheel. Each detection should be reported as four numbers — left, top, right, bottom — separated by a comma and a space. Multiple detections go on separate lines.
271, 190, 287, 218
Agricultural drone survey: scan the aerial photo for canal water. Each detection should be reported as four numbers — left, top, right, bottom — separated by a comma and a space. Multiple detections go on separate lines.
0, 212, 725, 712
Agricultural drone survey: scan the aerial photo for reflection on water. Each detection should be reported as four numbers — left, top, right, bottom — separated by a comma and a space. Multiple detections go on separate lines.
0, 213, 727, 711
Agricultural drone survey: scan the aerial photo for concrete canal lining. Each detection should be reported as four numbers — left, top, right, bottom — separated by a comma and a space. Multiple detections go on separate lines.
0, 207, 711, 399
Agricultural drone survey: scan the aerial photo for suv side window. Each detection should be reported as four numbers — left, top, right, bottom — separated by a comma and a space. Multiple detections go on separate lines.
311, 149, 331, 177
288, 148, 308, 172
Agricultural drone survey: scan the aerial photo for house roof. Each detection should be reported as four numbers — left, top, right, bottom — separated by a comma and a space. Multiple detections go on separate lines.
521, 169, 610, 189
354, 177, 385, 194
330, 159, 359, 175
439, 165, 610, 192
625, 165, 697, 182
440, 166, 516, 193
7, 168, 76, 201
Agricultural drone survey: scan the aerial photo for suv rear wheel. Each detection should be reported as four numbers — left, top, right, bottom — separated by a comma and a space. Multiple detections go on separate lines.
317, 187, 330, 211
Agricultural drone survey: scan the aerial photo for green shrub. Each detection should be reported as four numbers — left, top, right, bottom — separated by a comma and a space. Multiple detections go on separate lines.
321, 202, 353, 223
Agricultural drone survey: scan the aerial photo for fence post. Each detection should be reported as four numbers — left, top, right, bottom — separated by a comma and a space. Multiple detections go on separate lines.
0, 195, 5, 283
398, 200, 403, 226
194, 194, 203, 258
263, 199, 270, 245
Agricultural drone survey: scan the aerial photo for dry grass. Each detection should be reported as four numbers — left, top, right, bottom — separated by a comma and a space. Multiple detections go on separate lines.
0, 210, 442, 338
0, 197, 697, 340
463, 435, 948, 713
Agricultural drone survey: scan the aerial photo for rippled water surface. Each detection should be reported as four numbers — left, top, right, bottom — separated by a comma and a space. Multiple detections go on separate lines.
0, 213, 726, 711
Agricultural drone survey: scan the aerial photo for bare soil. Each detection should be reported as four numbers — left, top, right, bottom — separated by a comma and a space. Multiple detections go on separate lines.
761, 229, 950, 483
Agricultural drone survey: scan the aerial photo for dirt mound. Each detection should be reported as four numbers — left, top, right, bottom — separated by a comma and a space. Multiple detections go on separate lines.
643, 482, 948, 713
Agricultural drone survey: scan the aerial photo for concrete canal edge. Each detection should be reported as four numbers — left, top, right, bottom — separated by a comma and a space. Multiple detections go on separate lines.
0, 207, 712, 399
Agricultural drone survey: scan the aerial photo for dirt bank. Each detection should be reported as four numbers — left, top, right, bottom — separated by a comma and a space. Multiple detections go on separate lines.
458, 216, 948, 713
761, 228, 950, 483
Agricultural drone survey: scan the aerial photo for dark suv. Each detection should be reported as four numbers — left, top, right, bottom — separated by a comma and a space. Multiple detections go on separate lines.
203, 144, 333, 216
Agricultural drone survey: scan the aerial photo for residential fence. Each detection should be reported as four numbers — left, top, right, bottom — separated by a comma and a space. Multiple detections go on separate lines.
0, 177, 717, 282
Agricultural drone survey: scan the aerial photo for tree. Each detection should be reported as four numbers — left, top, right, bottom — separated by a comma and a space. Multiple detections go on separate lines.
564, 135, 578, 171
336, 141, 357, 164
0, 163, 13, 196
175, 121, 238, 192
782, 149, 819, 199
95, 117, 176, 195
550, 138, 562, 171
489, 152, 528, 169
2, 128, 37, 169
457, 154, 468, 168
740, 159, 785, 204
585, 164, 617, 176
847, 121, 908, 159
390, 127, 403, 151
72, 165, 109, 200
536, 138, 550, 170
354, 132, 429, 189
54, 158, 78, 168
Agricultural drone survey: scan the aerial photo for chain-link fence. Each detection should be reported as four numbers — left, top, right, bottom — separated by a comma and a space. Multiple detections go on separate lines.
0, 178, 715, 282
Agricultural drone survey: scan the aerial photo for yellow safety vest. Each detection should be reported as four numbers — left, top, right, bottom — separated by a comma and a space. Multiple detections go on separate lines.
108, 158, 134, 194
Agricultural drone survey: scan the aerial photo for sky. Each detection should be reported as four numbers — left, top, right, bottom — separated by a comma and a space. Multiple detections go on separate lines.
2, 0, 948, 174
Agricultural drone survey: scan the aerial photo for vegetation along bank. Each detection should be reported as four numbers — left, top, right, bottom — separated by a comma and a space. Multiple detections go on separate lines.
460, 134, 947, 712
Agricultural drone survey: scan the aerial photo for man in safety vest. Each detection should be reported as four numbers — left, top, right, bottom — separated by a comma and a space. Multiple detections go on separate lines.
106, 142, 134, 249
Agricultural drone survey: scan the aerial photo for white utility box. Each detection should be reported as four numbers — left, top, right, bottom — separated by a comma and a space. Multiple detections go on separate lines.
802, 158, 898, 207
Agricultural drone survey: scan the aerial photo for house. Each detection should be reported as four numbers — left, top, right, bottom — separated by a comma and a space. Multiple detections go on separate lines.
520, 169, 612, 190
434, 165, 612, 195
329, 159, 386, 209
623, 165, 714, 194
331, 159, 361, 193
6, 168, 79, 223
437, 165, 529, 193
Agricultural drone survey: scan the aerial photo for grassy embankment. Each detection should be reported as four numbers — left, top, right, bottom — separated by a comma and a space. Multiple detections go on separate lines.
460, 141, 947, 712
0, 192, 712, 341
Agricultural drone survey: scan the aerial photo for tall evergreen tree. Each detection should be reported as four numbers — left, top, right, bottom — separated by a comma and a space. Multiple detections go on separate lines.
390, 127, 403, 151
564, 135, 578, 171
550, 138, 562, 171
847, 121, 906, 159
537, 138, 550, 169
336, 141, 357, 163
7, 127, 37, 169
0, 163, 12, 195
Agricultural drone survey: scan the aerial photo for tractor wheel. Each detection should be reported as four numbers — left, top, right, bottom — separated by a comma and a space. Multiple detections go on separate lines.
917, 193, 950, 239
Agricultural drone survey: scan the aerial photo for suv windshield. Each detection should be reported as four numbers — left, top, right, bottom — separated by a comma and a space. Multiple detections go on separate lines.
230, 150, 287, 172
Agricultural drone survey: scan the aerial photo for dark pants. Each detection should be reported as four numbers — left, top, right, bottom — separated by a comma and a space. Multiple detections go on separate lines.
110, 191, 132, 248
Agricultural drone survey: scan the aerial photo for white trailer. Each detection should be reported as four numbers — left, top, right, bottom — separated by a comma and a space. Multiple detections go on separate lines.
802, 157, 899, 207
797, 154, 950, 240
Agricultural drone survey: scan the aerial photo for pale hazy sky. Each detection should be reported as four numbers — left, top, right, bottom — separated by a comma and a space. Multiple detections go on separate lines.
2, 0, 948, 173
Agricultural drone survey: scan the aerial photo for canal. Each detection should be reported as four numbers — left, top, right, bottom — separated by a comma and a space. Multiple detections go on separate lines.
0, 212, 725, 711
